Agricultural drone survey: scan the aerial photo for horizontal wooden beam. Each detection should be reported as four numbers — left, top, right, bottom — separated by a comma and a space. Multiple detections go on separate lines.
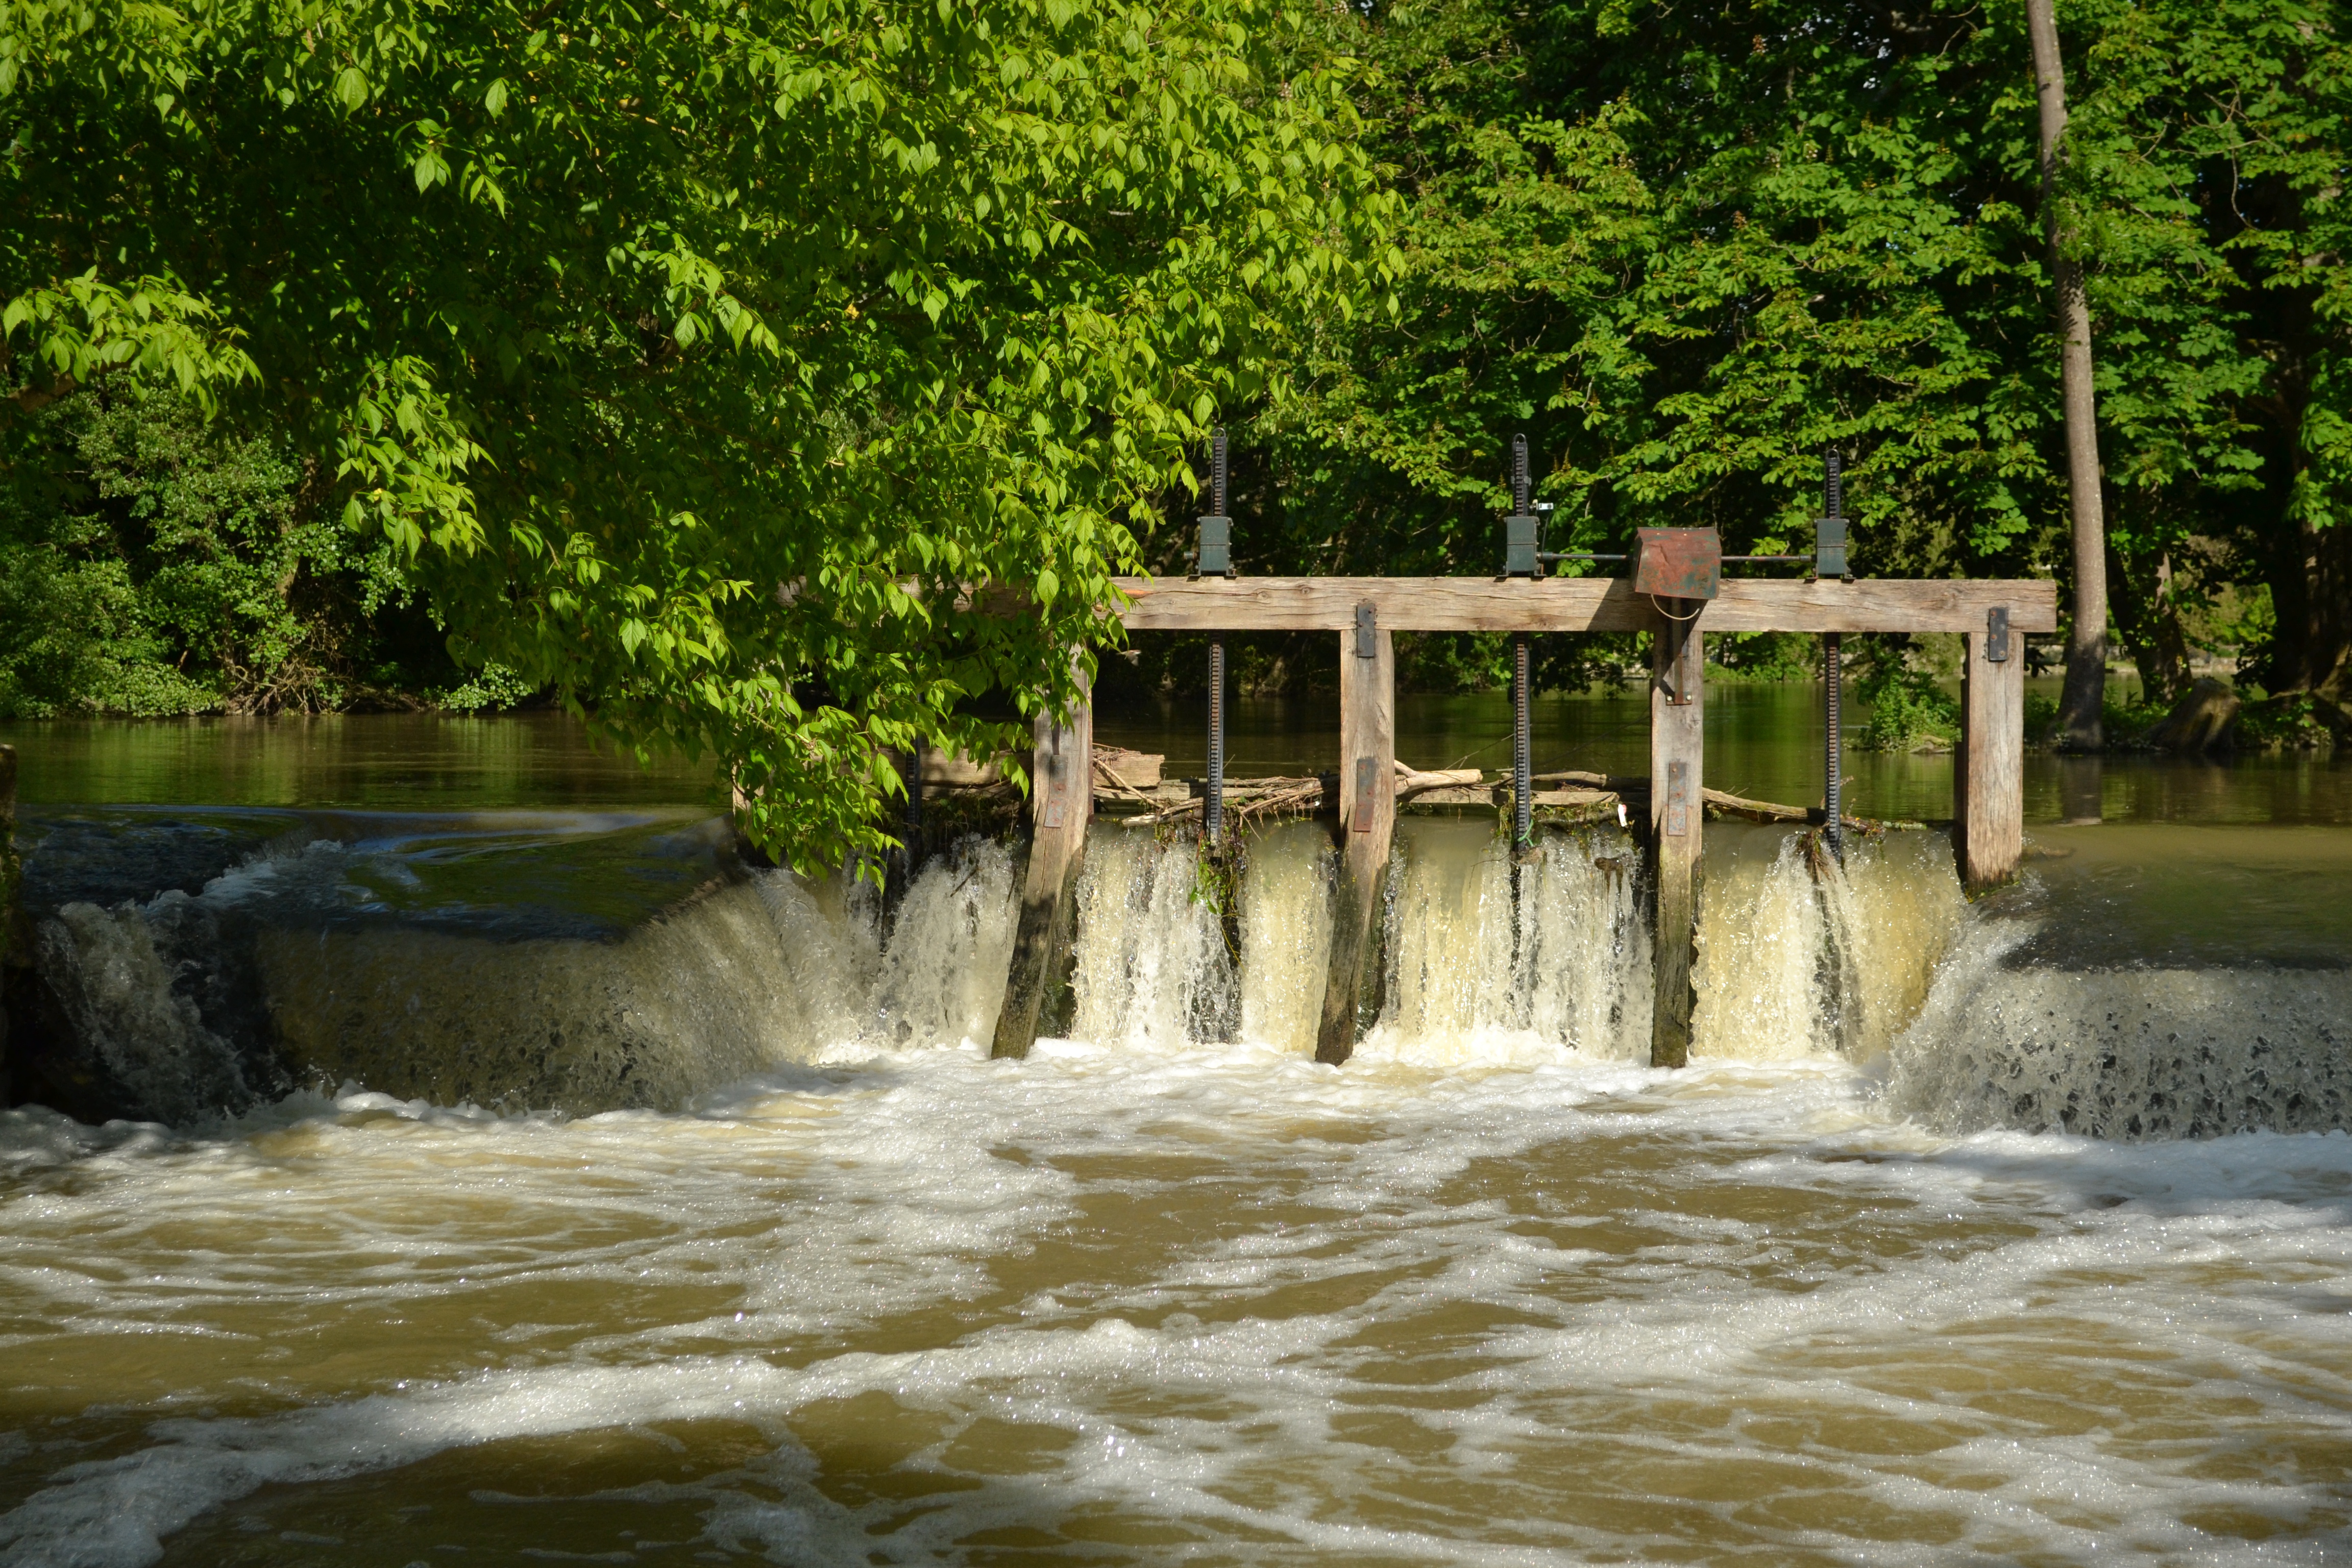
1111, 576, 2057, 635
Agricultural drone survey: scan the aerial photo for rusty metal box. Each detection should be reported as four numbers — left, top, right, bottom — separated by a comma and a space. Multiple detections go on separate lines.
1632, 527, 1721, 600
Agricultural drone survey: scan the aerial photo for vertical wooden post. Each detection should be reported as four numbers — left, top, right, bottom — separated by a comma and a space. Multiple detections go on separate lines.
991, 666, 1094, 1059
1959, 609, 2023, 890
1649, 618, 1704, 1068
1315, 606, 1395, 1065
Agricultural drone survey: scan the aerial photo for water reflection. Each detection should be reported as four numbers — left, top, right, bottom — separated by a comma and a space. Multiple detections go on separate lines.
0, 712, 717, 810
2, 691, 2344, 826
2056, 753, 2104, 824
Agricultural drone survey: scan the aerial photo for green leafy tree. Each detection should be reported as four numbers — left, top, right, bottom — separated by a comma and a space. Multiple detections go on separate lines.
2, 0, 1393, 866
0, 391, 451, 716
1208, 0, 2344, 725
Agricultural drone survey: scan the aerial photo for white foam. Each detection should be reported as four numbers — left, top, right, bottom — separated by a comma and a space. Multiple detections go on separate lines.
9, 1047, 2352, 1563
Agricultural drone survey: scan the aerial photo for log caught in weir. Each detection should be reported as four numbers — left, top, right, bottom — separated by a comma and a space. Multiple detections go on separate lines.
989, 672, 1094, 1060
1316, 611, 1396, 1066
1649, 620, 1704, 1069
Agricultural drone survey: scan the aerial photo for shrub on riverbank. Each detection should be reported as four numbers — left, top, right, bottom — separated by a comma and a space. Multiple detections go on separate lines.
0, 397, 481, 719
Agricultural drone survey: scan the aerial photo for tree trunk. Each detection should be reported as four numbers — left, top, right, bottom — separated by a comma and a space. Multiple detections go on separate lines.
2269, 508, 2352, 703
2108, 543, 2192, 705
2027, 0, 2109, 751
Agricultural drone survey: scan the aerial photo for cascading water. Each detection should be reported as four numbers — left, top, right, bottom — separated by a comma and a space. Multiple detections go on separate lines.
13, 806, 2349, 1143
1694, 824, 1966, 1061
1886, 924, 2352, 1139
1235, 821, 1335, 1053
1068, 830, 1234, 1049
15, 818, 1020, 1119
1356, 819, 1652, 1066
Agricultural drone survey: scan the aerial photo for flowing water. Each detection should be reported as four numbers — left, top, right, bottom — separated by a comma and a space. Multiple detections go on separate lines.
1, 701, 2349, 1566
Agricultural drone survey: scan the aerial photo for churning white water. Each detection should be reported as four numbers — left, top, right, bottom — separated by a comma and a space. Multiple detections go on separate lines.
5, 815, 2351, 1564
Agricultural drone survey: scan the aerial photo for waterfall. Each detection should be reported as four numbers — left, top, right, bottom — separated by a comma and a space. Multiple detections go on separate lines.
1354, 820, 1651, 1066
1067, 830, 1232, 1050
1693, 825, 1966, 1061
1236, 822, 1335, 1053
16, 807, 2349, 1142
1886, 924, 2352, 1139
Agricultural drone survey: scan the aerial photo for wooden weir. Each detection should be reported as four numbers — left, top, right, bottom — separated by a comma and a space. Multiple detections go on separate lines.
987, 574, 2057, 1067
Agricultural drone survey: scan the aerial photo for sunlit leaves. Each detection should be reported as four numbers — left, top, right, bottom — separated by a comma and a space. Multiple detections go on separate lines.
2, 0, 1390, 871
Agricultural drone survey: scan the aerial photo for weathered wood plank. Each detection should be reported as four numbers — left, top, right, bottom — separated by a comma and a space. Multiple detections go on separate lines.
1650, 625, 1704, 1069
1958, 622, 2024, 891
1112, 576, 2058, 635
990, 673, 1094, 1060
1316, 620, 1396, 1066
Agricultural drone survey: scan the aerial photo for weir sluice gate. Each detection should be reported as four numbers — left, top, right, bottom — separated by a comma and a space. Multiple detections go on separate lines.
981, 439, 2053, 1069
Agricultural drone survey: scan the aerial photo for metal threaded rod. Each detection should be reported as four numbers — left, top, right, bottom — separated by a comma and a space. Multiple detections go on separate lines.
1513, 634, 1532, 849
1207, 642, 1226, 846
1824, 632, 1843, 857
1510, 436, 1535, 849
1825, 444, 1843, 520
1207, 427, 1228, 848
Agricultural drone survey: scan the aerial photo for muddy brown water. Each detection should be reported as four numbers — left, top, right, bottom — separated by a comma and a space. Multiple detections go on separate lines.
0, 695, 2345, 1566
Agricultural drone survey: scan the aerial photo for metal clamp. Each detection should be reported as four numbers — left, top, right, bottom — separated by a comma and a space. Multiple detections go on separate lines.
1812, 444, 1852, 580
1193, 427, 1232, 578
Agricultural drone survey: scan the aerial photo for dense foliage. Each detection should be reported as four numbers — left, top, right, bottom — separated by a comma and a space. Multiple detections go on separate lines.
2, 0, 1392, 866
0, 394, 470, 715
1169, 0, 2348, 715
3, 0, 2347, 859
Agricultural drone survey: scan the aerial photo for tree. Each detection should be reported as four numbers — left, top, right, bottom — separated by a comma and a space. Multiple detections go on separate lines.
2027, 0, 2111, 748
1221, 0, 2340, 732
2, 0, 1393, 867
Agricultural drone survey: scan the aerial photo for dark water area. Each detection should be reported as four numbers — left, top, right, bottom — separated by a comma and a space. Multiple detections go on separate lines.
18, 806, 737, 943
7, 685, 2346, 830
0, 711, 719, 811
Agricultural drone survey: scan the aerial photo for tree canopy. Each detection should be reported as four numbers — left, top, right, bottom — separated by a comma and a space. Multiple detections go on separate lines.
1166, 0, 2346, 712
2, 0, 1395, 866
5, 0, 2348, 850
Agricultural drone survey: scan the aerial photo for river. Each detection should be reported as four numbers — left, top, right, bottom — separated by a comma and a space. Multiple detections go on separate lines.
0, 694, 2347, 1566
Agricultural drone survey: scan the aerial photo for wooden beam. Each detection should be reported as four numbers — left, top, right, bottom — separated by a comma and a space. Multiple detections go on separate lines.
1315, 615, 1396, 1065
1113, 576, 2058, 635
1958, 617, 2024, 890
990, 671, 1094, 1060
1650, 623, 1704, 1068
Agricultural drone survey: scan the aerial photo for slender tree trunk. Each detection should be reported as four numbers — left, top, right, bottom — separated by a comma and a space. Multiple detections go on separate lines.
2108, 543, 2193, 705
2027, 0, 2108, 750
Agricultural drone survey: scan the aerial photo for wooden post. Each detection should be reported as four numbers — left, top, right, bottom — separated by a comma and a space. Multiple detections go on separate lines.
1315, 605, 1395, 1065
1958, 609, 2023, 890
990, 667, 1094, 1059
1649, 618, 1704, 1068
0, 744, 16, 965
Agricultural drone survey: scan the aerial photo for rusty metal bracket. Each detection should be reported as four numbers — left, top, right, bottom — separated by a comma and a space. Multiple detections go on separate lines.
1632, 527, 1722, 601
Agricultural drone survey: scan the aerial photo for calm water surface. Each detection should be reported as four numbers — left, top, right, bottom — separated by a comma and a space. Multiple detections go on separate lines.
10, 687, 2346, 826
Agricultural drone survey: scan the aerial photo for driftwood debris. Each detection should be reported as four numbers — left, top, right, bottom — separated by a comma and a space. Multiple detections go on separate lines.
923, 748, 1900, 837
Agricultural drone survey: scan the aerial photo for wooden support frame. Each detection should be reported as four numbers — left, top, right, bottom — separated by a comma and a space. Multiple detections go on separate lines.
1315, 615, 1395, 1065
1958, 614, 2024, 891
961, 571, 2053, 1069
1649, 621, 1704, 1068
1113, 576, 2056, 635
990, 668, 1094, 1059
